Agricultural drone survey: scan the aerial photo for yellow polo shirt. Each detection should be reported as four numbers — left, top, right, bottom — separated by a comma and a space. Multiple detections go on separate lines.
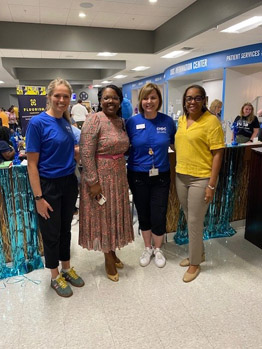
0, 111, 9, 128
175, 111, 225, 178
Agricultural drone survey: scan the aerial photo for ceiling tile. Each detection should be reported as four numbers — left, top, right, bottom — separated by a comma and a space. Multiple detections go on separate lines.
39, 0, 73, 9
40, 7, 69, 25
7, 0, 40, 5
8, 5, 40, 22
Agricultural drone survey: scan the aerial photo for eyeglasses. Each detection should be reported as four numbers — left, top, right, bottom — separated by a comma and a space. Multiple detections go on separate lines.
102, 96, 120, 101
185, 96, 204, 103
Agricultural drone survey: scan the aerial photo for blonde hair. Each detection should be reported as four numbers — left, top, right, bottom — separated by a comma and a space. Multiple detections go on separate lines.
240, 102, 255, 123
209, 99, 222, 115
138, 83, 162, 114
46, 78, 73, 122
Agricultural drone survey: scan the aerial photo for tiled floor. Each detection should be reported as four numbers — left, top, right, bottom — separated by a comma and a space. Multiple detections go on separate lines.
1, 222, 262, 349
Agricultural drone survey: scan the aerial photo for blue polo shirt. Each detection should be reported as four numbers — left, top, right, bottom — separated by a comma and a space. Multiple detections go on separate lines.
26, 112, 76, 178
126, 112, 176, 172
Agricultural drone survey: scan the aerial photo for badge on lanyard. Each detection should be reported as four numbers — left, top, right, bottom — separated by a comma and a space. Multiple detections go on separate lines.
148, 148, 159, 176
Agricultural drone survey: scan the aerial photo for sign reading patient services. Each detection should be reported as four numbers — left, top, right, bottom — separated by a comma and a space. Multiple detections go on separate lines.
17, 85, 47, 135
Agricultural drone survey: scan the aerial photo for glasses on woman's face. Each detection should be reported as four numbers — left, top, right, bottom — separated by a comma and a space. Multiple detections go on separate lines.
185, 95, 204, 103
102, 96, 120, 102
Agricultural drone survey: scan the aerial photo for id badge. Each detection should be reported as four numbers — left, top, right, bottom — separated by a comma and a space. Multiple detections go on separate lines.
149, 168, 159, 176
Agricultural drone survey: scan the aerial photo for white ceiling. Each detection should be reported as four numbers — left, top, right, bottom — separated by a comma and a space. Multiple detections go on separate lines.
0, 0, 262, 88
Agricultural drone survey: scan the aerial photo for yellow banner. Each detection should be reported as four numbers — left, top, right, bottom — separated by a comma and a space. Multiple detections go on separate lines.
16, 85, 46, 96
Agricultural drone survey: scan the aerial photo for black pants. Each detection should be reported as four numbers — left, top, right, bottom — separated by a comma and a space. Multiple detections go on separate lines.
127, 170, 170, 236
38, 174, 78, 269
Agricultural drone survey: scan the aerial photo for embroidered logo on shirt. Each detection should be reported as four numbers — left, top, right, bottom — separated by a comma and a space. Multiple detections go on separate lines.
156, 126, 167, 133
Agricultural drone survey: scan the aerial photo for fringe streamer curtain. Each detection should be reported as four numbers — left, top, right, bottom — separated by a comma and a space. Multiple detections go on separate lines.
0, 166, 43, 279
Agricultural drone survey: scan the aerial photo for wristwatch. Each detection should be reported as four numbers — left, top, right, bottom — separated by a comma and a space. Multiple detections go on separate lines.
34, 195, 43, 200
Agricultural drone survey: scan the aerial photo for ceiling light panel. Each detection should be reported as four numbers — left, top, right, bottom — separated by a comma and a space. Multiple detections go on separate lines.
161, 50, 188, 59
114, 75, 127, 79
97, 52, 117, 57
221, 16, 262, 33
131, 66, 150, 71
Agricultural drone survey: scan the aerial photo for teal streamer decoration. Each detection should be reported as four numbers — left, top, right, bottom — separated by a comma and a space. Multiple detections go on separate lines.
174, 146, 240, 245
0, 165, 44, 279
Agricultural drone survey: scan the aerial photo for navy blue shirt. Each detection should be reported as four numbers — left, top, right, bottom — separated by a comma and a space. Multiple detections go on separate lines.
26, 112, 76, 178
126, 112, 176, 172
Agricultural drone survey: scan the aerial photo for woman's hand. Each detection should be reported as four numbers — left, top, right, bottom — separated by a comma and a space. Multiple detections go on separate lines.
36, 199, 53, 220
89, 182, 101, 199
204, 186, 215, 204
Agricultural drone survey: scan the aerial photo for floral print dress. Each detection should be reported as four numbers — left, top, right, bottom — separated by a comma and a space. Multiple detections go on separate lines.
79, 112, 134, 252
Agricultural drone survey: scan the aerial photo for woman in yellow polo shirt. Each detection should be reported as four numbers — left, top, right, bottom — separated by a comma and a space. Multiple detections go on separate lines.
175, 85, 225, 283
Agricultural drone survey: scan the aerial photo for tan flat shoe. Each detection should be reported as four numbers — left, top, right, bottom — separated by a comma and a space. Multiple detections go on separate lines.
179, 253, 205, 267
183, 266, 200, 283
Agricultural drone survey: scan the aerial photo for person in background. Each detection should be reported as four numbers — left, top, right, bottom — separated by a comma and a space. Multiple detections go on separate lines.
233, 102, 259, 143
79, 85, 134, 282
0, 107, 9, 128
0, 126, 14, 162
26, 78, 84, 298
126, 83, 176, 268
175, 84, 224, 283
7, 105, 18, 131
71, 99, 88, 129
209, 99, 223, 119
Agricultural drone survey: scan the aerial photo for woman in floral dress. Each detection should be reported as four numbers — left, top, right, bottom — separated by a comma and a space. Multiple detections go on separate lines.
79, 85, 134, 282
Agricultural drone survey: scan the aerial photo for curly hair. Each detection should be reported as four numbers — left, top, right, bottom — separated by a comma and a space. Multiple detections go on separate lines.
0, 126, 12, 145
182, 84, 208, 117
97, 85, 123, 116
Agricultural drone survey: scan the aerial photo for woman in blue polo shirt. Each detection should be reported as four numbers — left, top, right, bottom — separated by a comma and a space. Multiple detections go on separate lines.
126, 83, 176, 268
26, 78, 84, 298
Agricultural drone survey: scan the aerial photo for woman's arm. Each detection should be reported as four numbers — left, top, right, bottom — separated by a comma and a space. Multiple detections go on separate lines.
205, 148, 224, 203
27, 152, 53, 219
80, 115, 101, 198
250, 128, 259, 141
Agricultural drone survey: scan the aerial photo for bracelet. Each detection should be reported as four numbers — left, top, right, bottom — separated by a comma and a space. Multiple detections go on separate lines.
207, 184, 215, 190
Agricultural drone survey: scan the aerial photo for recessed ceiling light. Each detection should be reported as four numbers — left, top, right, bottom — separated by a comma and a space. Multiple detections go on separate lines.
0, 80, 4, 84
97, 52, 117, 57
80, 2, 94, 8
114, 75, 127, 79
93, 84, 102, 88
102, 80, 113, 84
161, 50, 188, 59
79, 12, 86, 18
221, 16, 262, 33
149, 0, 158, 3
131, 66, 150, 71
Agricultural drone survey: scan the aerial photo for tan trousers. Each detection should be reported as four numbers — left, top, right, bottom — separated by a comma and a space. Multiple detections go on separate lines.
175, 173, 209, 265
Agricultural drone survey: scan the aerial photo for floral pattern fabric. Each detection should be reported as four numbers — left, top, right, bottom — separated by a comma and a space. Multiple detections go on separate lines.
79, 112, 134, 252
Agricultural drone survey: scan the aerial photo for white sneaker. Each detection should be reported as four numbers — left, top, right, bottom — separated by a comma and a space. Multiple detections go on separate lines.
71, 218, 78, 226
139, 247, 153, 267
154, 248, 166, 268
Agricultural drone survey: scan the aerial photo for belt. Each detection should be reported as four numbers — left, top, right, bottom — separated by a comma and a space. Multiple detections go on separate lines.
96, 153, 124, 160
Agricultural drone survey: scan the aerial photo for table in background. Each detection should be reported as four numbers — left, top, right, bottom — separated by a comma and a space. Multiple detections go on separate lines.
166, 143, 262, 245
0, 165, 43, 279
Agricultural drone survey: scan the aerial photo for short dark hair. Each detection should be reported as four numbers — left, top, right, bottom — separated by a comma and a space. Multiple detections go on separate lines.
97, 85, 123, 116
182, 84, 207, 116
0, 126, 12, 144
77, 99, 82, 104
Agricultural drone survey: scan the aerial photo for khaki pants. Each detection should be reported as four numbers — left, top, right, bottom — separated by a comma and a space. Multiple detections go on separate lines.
175, 173, 209, 265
